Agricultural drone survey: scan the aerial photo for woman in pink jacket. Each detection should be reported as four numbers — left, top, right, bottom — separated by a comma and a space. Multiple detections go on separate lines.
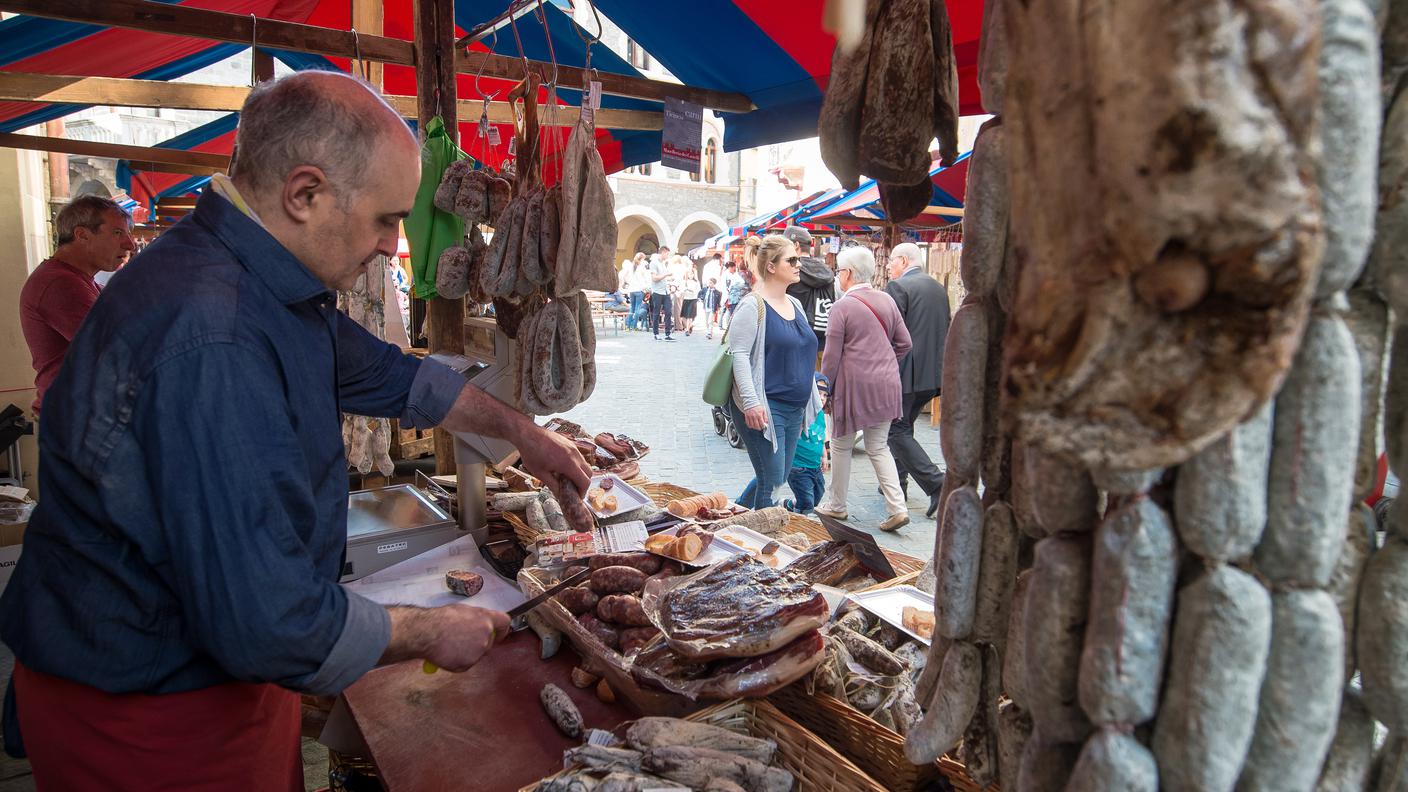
814, 246, 914, 532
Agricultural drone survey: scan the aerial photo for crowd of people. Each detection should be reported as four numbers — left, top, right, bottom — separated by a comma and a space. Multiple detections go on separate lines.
706, 229, 951, 533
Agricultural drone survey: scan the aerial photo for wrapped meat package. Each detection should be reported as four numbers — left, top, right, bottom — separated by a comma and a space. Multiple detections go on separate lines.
630, 630, 826, 700
641, 556, 828, 662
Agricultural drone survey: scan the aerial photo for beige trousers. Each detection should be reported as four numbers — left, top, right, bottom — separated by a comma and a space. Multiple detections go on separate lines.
821, 423, 907, 517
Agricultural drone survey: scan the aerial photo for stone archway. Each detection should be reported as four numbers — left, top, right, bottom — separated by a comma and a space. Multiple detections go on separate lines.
614, 204, 672, 265
673, 211, 728, 258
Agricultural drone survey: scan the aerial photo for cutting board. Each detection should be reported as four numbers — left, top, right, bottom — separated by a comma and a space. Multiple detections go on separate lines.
343, 630, 635, 791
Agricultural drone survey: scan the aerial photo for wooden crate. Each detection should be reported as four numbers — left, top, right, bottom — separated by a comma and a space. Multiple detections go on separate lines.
519, 699, 889, 792
388, 418, 434, 460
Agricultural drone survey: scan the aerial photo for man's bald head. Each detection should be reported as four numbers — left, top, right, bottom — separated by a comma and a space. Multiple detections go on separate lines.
231, 71, 416, 203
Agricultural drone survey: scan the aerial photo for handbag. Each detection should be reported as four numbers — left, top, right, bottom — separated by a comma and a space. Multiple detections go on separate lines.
703, 294, 764, 406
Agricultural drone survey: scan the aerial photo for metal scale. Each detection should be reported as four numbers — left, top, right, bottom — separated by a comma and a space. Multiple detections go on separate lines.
341, 321, 521, 580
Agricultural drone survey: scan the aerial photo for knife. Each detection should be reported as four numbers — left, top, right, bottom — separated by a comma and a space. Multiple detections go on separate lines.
422, 567, 592, 674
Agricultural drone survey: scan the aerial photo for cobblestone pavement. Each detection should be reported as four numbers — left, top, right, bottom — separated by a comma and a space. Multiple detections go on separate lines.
558, 316, 945, 562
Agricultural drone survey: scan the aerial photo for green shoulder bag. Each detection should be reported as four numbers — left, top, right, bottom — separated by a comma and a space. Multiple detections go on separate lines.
703, 294, 763, 406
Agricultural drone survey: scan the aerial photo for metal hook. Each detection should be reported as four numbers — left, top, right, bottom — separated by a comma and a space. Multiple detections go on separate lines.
572, 0, 604, 71
532, 0, 559, 95
351, 28, 368, 81
472, 27, 501, 103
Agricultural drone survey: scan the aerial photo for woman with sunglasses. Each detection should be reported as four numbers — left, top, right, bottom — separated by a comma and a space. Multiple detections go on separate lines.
813, 245, 913, 532
724, 234, 824, 509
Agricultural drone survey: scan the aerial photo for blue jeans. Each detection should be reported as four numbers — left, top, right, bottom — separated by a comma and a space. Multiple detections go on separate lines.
788, 466, 825, 513
729, 398, 807, 509
627, 291, 644, 330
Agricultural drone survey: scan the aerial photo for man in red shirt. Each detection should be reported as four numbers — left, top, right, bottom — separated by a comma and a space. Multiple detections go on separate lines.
19, 194, 135, 413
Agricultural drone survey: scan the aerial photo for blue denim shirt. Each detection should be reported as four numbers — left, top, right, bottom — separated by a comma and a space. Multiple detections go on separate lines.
0, 190, 466, 697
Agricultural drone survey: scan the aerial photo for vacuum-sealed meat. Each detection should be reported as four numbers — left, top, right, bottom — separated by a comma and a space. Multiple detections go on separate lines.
787, 540, 860, 586
631, 630, 826, 700
642, 556, 828, 661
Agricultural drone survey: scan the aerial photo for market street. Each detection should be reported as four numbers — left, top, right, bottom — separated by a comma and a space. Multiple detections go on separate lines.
557, 317, 944, 561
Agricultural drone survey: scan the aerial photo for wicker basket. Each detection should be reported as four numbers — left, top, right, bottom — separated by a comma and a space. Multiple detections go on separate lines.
518, 698, 889, 792
768, 572, 995, 792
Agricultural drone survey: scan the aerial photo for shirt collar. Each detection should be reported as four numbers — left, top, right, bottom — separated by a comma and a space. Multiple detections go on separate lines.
903, 264, 923, 276
845, 282, 872, 294
192, 188, 332, 305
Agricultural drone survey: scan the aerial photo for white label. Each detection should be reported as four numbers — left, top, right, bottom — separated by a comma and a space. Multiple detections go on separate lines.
507, 135, 517, 154
588, 80, 602, 110
478, 111, 490, 138
376, 540, 409, 555
487, 126, 501, 146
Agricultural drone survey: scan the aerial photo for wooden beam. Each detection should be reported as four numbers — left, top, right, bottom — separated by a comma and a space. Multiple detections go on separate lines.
156, 197, 198, 209
0, 73, 663, 131
0, 0, 416, 66
351, 0, 384, 90
0, 133, 229, 172
456, 51, 755, 114
416, 0, 463, 476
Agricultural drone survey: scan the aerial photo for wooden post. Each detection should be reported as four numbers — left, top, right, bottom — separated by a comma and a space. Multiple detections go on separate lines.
414, 0, 462, 476
253, 48, 275, 83
351, 0, 384, 90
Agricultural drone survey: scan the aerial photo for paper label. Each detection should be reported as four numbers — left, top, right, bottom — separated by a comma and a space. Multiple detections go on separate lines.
589, 80, 602, 110
661, 96, 704, 173
487, 126, 501, 146
507, 135, 516, 154
376, 541, 409, 555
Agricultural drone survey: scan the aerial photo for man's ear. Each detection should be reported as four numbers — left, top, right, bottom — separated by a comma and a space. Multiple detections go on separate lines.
281, 165, 331, 223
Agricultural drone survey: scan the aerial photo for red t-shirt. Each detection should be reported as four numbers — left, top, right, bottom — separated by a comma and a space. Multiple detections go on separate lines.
19, 257, 101, 413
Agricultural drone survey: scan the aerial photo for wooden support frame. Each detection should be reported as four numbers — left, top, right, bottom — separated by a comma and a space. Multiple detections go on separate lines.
0, 0, 753, 113
0, 0, 416, 65
457, 51, 755, 114
0, 73, 663, 131
0, 132, 228, 175
416, 0, 463, 476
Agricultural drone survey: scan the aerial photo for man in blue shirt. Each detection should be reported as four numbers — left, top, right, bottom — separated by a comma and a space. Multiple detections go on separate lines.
0, 71, 591, 789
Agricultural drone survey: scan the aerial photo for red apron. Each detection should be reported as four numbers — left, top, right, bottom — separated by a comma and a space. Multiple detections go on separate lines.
13, 662, 302, 792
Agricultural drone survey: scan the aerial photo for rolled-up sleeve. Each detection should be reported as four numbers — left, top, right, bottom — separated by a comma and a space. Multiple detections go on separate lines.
334, 311, 466, 428
138, 341, 391, 695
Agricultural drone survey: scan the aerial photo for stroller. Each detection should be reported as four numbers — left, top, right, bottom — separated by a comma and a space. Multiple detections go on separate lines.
711, 405, 744, 449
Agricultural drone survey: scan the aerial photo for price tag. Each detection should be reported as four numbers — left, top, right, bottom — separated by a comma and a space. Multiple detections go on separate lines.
588, 80, 602, 110
487, 126, 501, 146
507, 135, 517, 155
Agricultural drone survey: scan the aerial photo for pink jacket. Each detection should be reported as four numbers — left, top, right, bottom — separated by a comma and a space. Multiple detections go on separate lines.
820, 285, 912, 436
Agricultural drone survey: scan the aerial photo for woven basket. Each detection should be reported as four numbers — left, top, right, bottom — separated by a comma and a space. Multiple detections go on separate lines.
770, 684, 994, 792
518, 698, 889, 792
770, 572, 994, 792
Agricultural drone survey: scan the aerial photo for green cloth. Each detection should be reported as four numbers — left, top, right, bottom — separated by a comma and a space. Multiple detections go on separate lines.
404, 116, 466, 299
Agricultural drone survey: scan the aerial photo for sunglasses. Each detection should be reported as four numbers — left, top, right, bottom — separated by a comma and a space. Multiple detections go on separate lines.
782, 256, 802, 266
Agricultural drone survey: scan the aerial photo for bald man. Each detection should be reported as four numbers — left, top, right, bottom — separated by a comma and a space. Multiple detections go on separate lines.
0, 72, 592, 790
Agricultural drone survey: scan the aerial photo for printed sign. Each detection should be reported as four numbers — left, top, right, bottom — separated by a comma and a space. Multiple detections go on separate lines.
661, 96, 703, 173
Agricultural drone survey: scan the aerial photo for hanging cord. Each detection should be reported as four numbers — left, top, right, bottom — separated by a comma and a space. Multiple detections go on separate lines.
468, 29, 502, 164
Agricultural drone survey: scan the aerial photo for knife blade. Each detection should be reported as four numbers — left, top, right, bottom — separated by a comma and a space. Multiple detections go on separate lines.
507, 566, 592, 621
422, 567, 593, 674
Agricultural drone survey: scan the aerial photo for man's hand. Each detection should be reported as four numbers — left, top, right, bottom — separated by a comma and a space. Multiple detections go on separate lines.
382, 605, 511, 672
517, 426, 594, 530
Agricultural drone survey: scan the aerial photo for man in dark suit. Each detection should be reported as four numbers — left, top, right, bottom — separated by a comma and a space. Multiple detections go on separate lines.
884, 242, 950, 518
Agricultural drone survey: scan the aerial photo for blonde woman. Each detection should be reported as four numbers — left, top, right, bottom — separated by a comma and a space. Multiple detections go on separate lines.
726, 235, 824, 508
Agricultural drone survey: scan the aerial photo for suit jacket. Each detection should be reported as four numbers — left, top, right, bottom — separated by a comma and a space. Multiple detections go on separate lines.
885, 267, 951, 394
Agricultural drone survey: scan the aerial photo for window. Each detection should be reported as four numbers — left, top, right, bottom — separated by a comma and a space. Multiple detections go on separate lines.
625, 38, 651, 70
703, 138, 718, 184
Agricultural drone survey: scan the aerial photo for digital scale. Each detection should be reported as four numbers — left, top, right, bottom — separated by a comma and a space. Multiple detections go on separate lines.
342, 483, 459, 581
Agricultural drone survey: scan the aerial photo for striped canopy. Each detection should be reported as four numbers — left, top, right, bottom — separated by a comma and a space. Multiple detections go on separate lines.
802, 151, 971, 228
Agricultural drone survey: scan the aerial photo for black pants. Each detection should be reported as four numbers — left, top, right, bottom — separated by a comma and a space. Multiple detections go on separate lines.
888, 388, 945, 497
650, 292, 674, 337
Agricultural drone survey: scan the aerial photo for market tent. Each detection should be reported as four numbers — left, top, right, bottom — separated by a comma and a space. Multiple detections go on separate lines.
593, 0, 986, 152
802, 151, 971, 228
